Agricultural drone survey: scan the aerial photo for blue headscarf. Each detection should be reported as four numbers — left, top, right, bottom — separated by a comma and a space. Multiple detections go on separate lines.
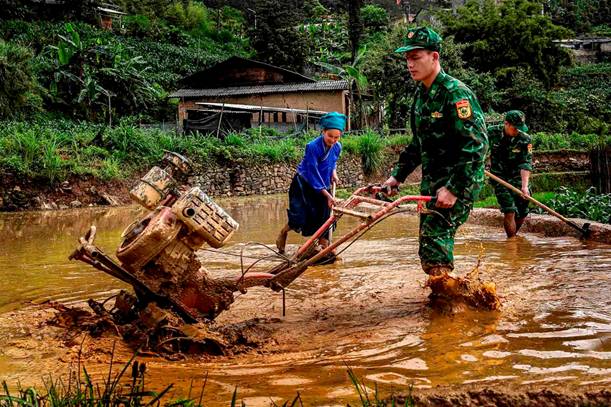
319, 112, 347, 132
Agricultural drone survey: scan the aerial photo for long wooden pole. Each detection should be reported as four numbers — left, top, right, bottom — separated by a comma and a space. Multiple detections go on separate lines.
485, 170, 589, 236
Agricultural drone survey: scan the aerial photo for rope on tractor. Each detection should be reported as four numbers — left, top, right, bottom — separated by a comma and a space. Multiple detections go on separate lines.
201, 246, 290, 263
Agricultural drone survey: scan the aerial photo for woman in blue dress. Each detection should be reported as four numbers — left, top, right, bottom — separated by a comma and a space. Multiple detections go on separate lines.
275, 112, 347, 254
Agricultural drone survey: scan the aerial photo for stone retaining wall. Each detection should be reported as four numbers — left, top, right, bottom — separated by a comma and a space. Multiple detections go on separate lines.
188, 149, 589, 198
190, 154, 380, 197
0, 150, 596, 211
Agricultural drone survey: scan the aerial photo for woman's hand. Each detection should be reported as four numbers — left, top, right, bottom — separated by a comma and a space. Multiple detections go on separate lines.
323, 189, 339, 208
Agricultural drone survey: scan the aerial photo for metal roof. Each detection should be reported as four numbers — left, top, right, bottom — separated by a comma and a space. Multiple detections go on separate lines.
195, 102, 329, 116
169, 80, 349, 98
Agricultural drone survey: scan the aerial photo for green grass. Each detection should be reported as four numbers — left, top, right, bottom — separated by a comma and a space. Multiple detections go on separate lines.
474, 191, 555, 208
1, 116, 605, 187
531, 132, 610, 151
0, 119, 411, 184
0, 119, 305, 183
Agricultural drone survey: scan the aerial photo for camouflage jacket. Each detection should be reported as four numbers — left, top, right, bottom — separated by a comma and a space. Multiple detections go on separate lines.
391, 70, 488, 202
487, 124, 533, 181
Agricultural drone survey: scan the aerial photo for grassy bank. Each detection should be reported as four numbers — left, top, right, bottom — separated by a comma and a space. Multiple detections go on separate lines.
0, 119, 411, 183
1, 118, 608, 184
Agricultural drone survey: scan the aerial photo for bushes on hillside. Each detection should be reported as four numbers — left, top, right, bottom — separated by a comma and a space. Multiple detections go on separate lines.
442, 0, 572, 87
0, 40, 42, 119
0, 16, 250, 122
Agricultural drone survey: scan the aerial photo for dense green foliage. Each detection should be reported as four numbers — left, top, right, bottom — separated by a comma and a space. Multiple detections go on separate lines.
251, 0, 307, 72
0, 2, 250, 122
442, 0, 572, 87
541, 187, 611, 224
547, 0, 611, 35
0, 40, 42, 119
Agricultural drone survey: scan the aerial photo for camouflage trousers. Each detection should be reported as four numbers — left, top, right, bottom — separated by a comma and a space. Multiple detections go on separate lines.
419, 199, 472, 273
492, 179, 530, 219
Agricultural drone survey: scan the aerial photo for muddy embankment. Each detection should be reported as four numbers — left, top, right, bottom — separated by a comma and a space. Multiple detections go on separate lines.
0, 150, 590, 212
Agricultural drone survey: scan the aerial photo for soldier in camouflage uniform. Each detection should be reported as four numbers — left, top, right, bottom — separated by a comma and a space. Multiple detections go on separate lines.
383, 27, 488, 278
488, 110, 533, 237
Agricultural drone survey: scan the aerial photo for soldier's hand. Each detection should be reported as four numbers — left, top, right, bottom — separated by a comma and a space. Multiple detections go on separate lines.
521, 186, 530, 199
435, 187, 457, 208
382, 176, 401, 196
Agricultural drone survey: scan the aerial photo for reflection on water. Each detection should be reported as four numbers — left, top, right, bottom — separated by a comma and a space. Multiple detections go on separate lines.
0, 196, 610, 405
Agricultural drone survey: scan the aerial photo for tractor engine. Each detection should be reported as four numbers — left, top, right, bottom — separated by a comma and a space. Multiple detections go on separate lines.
115, 152, 240, 319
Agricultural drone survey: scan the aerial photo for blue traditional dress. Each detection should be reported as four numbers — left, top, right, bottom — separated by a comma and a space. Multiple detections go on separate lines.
287, 135, 342, 237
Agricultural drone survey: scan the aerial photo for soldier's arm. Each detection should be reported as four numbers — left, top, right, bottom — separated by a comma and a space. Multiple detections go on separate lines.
485, 125, 500, 170
445, 92, 488, 201
520, 169, 530, 196
517, 135, 533, 172
518, 135, 533, 195
390, 135, 422, 183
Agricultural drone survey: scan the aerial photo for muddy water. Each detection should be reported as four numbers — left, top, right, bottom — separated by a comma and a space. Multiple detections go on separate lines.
0, 196, 610, 405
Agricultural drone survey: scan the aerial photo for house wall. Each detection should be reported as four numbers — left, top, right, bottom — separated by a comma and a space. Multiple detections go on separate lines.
177, 90, 349, 131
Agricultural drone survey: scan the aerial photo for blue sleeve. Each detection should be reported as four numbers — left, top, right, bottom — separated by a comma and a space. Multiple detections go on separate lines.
301, 143, 328, 191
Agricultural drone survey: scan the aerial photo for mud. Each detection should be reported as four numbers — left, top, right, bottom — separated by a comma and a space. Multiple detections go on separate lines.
1, 199, 610, 406
47, 292, 275, 358
0, 174, 131, 212
426, 272, 501, 313
408, 386, 610, 406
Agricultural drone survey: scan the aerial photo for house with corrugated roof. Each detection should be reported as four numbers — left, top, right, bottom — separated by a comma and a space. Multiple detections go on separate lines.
169, 57, 350, 135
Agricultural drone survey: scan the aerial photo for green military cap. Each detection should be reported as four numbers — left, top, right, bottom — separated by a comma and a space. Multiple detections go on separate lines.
505, 110, 528, 132
395, 26, 442, 53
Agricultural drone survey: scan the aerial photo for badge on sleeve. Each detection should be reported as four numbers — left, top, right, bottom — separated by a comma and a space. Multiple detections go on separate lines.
455, 99, 472, 120
527, 143, 533, 153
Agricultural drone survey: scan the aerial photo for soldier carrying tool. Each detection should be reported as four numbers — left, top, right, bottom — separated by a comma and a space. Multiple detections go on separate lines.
487, 110, 533, 238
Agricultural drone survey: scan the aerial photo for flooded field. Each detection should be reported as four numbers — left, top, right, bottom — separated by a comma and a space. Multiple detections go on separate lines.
0, 196, 610, 405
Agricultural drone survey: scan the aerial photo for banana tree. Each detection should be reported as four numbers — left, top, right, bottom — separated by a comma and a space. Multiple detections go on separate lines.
317, 47, 369, 128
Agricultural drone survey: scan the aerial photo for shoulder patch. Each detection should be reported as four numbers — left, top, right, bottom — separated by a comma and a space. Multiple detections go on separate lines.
527, 143, 533, 153
456, 99, 472, 120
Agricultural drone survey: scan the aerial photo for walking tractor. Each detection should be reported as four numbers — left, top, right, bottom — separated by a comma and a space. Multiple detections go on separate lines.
68, 152, 494, 354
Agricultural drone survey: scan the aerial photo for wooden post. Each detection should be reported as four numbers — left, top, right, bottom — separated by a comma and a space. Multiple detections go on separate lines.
216, 103, 225, 138
590, 145, 611, 193
259, 104, 263, 137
